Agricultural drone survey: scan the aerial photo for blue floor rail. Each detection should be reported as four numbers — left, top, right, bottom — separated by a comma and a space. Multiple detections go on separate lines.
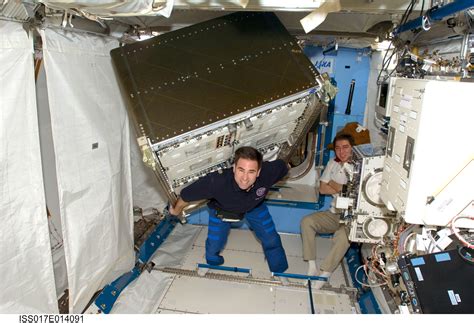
93, 267, 141, 314
272, 272, 328, 281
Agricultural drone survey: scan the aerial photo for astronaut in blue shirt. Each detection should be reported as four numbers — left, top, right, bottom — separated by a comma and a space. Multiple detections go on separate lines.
170, 146, 289, 274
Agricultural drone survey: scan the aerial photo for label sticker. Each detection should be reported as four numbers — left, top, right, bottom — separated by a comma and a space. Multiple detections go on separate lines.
400, 95, 413, 108
447, 290, 458, 305
455, 294, 461, 303
410, 257, 425, 266
435, 252, 451, 263
414, 267, 424, 281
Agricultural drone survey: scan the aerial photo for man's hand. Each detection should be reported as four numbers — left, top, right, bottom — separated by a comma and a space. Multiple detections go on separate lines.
169, 204, 178, 217
163, 203, 187, 224
164, 197, 189, 224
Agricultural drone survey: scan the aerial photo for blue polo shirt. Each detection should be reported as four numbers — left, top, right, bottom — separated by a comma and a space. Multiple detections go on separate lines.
180, 159, 288, 214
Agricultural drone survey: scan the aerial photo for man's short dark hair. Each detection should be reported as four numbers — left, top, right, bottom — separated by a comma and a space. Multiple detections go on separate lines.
333, 133, 355, 148
234, 146, 263, 169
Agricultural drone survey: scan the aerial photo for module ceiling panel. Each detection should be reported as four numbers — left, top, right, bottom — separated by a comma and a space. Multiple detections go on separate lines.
111, 11, 319, 143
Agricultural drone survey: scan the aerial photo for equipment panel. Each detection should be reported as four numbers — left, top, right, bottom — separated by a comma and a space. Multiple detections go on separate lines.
111, 11, 329, 204
347, 145, 394, 244
380, 78, 474, 228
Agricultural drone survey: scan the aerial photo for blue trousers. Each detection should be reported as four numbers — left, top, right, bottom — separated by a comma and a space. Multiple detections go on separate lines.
205, 203, 288, 273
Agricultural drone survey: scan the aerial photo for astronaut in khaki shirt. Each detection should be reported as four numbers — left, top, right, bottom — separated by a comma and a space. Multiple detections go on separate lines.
300, 133, 354, 289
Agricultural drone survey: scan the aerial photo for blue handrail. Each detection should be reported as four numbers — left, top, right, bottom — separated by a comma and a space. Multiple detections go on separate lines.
394, 0, 474, 35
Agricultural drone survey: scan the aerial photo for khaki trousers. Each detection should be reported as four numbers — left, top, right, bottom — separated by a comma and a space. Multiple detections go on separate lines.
300, 211, 350, 273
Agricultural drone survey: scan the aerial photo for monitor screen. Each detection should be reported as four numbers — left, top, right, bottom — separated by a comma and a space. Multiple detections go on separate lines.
375, 78, 394, 117
378, 82, 389, 108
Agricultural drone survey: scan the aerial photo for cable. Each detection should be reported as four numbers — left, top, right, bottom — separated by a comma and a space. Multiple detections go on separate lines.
427, 232, 444, 253
354, 265, 388, 288
402, 231, 417, 253
370, 245, 389, 279
377, 42, 407, 85
389, 47, 414, 80
393, 223, 409, 257
400, 0, 416, 27
376, 41, 395, 85
397, 224, 416, 254
376, 0, 418, 85
457, 245, 474, 265
450, 213, 474, 249
307, 280, 316, 314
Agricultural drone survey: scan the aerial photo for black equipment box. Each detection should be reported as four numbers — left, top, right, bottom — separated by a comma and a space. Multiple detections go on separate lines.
398, 248, 474, 314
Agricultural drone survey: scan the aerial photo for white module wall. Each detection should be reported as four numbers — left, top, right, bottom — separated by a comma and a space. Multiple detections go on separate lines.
380, 78, 474, 228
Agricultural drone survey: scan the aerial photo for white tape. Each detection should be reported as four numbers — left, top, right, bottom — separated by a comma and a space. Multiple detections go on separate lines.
447, 290, 458, 305
300, 0, 341, 33
414, 267, 424, 281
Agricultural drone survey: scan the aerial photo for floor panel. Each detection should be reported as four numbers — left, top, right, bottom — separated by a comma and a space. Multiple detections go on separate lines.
157, 274, 354, 314
158, 275, 278, 314
274, 288, 354, 314
184, 226, 347, 287
114, 224, 356, 314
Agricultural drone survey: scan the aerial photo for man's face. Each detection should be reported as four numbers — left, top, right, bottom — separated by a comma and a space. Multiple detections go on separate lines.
233, 158, 261, 191
334, 139, 352, 163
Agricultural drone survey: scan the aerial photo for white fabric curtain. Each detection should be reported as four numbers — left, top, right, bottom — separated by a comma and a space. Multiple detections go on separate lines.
37, 62, 69, 298
41, 28, 134, 313
130, 135, 167, 214
0, 21, 58, 313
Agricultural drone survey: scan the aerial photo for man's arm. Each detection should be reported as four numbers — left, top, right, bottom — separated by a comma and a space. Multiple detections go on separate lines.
319, 160, 343, 195
319, 180, 343, 195
169, 197, 189, 216
169, 173, 214, 216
